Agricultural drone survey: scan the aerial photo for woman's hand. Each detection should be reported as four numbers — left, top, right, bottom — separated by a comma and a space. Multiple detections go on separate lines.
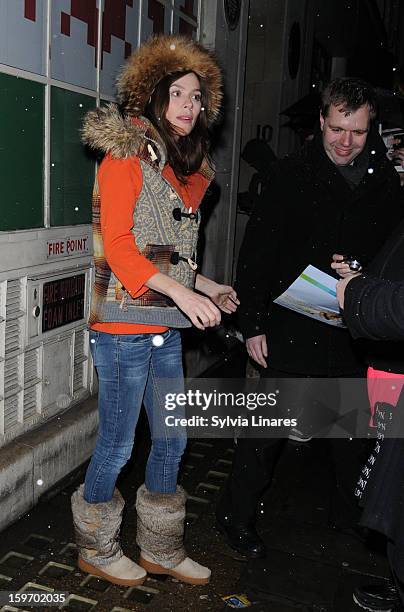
171, 286, 221, 329
146, 272, 221, 330
195, 275, 240, 314
331, 253, 362, 278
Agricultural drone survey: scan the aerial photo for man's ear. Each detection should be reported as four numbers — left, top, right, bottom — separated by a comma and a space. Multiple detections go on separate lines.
319, 111, 325, 131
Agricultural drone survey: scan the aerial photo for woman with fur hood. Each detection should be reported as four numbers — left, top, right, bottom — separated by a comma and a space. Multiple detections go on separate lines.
70, 35, 238, 588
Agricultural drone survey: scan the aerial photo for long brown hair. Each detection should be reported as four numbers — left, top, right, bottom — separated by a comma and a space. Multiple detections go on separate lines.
144, 71, 211, 183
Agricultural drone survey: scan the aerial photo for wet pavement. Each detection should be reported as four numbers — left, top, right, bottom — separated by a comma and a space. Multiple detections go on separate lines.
0, 345, 391, 612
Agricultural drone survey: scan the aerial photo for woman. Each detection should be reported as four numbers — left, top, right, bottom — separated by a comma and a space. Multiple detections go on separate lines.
71, 35, 238, 588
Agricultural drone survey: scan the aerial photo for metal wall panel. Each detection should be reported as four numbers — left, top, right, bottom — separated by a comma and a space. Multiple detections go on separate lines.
0, 73, 44, 231
51, 0, 99, 89
173, 0, 197, 17
0, 0, 47, 75
173, 12, 197, 37
50, 87, 95, 226
140, 0, 172, 42
100, 0, 140, 97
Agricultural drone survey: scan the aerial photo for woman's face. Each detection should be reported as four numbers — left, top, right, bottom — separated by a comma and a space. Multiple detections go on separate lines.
165, 72, 202, 137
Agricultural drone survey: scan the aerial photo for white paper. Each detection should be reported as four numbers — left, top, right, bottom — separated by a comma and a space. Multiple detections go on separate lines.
273, 265, 346, 328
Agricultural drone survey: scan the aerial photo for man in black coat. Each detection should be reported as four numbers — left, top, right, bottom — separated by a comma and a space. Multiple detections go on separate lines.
216, 77, 404, 558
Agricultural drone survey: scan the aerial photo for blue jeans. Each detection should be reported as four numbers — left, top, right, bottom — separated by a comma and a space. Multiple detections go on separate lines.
84, 329, 187, 503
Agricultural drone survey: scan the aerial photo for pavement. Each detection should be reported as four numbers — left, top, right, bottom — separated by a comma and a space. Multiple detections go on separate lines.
0, 344, 392, 612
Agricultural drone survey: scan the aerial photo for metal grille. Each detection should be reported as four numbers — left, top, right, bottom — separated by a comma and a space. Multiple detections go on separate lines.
24, 348, 41, 419
73, 363, 84, 394
73, 329, 87, 394
3, 278, 26, 435
74, 330, 86, 361
4, 354, 22, 399
0, 281, 5, 363
24, 348, 41, 386
23, 386, 38, 420
4, 393, 20, 430
6, 279, 23, 316
5, 279, 25, 355
5, 317, 23, 354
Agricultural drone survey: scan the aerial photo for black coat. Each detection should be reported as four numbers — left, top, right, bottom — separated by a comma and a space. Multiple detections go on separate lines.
343, 222, 404, 580
344, 220, 404, 372
236, 128, 404, 375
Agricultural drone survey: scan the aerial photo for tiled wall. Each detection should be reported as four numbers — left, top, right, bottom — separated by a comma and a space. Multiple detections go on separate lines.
0, 0, 199, 232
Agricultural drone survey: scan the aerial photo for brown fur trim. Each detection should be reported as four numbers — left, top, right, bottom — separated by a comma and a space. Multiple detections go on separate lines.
81, 104, 149, 159
116, 35, 222, 125
136, 484, 187, 569
81, 104, 163, 159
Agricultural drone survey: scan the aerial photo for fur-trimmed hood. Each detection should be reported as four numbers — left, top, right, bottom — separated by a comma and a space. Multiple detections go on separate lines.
82, 103, 154, 160
82, 103, 215, 183
116, 35, 222, 126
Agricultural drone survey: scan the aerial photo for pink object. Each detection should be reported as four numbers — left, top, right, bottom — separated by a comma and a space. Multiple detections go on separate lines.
367, 366, 404, 426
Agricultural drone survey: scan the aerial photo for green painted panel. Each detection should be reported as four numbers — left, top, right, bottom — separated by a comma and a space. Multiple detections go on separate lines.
50, 88, 96, 226
0, 73, 44, 231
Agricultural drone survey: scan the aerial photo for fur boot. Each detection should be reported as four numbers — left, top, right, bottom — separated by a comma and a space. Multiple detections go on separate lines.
136, 484, 211, 585
71, 485, 146, 586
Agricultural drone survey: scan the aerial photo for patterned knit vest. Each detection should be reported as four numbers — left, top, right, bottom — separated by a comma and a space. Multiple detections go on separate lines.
89, 140, 210, 328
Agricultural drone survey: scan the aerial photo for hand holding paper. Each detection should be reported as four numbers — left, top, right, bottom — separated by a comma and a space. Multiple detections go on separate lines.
273, 265, 346, 327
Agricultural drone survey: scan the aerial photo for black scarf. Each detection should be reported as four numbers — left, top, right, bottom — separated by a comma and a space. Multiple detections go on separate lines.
336, 144, 370, 189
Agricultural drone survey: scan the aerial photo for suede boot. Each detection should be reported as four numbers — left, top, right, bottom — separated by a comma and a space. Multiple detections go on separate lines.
136, 484, 211, 585
71, 485, 146, 586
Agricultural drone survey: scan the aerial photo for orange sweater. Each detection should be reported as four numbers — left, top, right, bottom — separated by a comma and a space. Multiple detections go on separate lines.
91, 154, 203, 335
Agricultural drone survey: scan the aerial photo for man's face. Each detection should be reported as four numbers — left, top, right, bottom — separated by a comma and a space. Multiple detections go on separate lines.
320, 103, 370, 166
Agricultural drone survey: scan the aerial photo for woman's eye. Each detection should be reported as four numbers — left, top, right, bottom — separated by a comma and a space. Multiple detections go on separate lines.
193, 94, 202, 102
170, 90, 181, 97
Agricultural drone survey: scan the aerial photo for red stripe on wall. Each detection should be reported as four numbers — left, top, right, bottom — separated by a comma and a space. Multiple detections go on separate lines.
24, 0, 36, 21
103, 0, 129, 53
71, 0, 98, 47
61, 12, 71, 36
